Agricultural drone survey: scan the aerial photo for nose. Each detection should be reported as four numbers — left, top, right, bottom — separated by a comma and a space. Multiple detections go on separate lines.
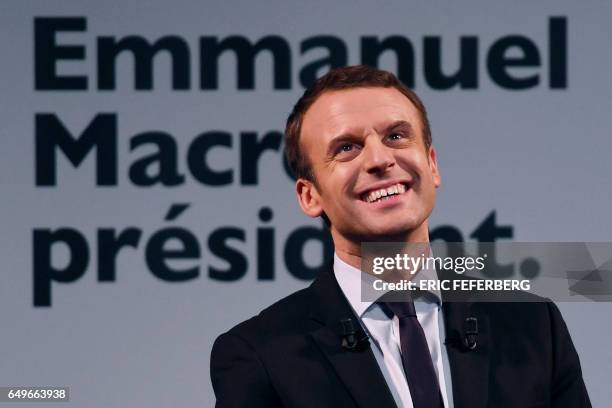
362, 136, 395, 175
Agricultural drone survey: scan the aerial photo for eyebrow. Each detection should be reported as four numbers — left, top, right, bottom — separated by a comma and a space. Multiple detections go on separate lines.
382, 120, 414, 135
325, 120, 415, 157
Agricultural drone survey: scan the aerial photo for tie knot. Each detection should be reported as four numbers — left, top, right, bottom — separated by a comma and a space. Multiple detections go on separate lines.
384, 300, 416, 318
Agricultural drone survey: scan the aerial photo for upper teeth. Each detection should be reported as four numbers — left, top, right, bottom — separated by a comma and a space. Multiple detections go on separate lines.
363, 183, 407, 203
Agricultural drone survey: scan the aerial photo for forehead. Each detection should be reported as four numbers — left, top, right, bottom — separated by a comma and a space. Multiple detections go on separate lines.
301, 87, 423, 146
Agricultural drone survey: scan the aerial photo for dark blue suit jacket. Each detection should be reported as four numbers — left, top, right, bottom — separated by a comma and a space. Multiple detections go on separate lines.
210, 267, 591, 407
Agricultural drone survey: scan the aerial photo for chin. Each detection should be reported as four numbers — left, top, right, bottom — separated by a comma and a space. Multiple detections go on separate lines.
364, 217, 427, 241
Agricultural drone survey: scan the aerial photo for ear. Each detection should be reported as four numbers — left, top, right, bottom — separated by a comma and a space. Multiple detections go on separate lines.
296, 178, 324, 218
428, 146, 441, 188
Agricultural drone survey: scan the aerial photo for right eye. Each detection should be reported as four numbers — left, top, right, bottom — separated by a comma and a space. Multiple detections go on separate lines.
334, 142, 361, 161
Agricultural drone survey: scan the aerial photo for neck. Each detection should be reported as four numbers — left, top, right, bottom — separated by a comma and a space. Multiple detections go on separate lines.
331, 223, 430, 270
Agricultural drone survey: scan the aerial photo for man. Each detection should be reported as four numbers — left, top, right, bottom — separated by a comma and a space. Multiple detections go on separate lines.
210, 65, 591, 407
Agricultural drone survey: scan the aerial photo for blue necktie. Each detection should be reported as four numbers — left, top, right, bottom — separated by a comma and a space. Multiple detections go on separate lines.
384, 300, 443, 408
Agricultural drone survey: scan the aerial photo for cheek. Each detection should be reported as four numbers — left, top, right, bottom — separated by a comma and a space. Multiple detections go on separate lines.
396, 152, 426, 177
329, 164, 360, 193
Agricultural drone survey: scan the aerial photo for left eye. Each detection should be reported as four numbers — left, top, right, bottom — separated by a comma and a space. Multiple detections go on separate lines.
388, 133, 403, 140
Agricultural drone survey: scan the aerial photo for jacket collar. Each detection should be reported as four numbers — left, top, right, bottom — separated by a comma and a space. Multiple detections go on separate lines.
440, 277, 491, 408
308, 266, 398, 408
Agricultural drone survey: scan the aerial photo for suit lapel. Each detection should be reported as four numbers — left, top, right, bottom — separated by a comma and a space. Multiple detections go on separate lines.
442, 300, 490, 408
307, 268, 398, 408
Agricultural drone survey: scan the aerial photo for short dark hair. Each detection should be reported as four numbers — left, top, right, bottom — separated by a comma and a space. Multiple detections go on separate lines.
284, 65, 432, 182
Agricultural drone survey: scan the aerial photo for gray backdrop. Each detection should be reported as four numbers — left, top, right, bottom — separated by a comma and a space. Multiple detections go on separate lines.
1, 0, 611, 406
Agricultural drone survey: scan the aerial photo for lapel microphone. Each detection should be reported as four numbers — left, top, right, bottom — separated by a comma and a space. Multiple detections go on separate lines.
463, 317, 478, 350
339, 318, 370, 351
445, 316, 479, 351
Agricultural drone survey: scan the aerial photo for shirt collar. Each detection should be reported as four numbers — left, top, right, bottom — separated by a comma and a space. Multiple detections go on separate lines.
333, 252, 442, 319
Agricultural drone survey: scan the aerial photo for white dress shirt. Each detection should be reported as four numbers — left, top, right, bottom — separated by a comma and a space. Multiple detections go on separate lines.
333, 253, 454, 408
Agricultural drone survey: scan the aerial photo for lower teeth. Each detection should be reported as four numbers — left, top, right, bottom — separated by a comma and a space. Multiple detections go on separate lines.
375, 195, 396, 202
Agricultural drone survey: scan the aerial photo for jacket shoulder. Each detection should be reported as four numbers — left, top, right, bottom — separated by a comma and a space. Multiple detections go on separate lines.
223, 285, 315, 346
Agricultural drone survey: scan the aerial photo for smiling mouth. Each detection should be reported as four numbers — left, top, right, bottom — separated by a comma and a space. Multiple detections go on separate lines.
360, 183, 410, 203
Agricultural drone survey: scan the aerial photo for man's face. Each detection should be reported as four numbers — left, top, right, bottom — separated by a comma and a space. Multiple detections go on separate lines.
297, 87, 441, 244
